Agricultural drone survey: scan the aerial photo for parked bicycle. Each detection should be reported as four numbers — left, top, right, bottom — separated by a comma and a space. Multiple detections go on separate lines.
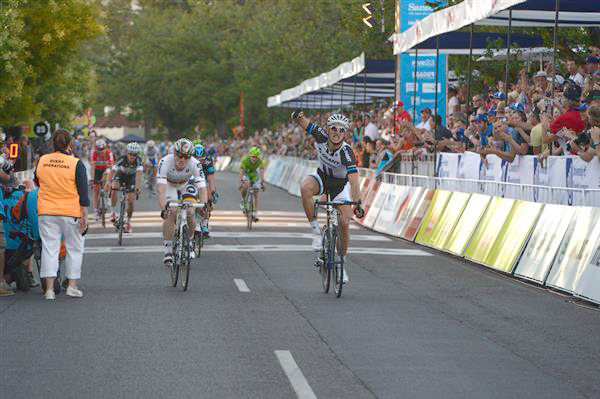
167, 200, 205, 291
313, 198, 361, 298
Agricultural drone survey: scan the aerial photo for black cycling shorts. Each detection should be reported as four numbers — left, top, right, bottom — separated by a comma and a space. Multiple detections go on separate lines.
113, 171, 136, 192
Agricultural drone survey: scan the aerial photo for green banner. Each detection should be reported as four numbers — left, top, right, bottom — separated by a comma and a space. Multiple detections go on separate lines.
430, 192, 471, 250
444, 193, 491, 256
487, 201, 544, 273
465, 197, 516, 265
415, 190, 452, 246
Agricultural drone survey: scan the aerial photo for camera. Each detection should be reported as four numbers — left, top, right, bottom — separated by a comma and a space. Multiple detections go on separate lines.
574, 132, 591, 146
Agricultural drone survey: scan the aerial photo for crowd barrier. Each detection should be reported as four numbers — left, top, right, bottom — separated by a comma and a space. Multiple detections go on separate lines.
232, 155, 600, 306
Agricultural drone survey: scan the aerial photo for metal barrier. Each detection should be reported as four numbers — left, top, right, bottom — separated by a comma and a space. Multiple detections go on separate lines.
359, 169, 600, 207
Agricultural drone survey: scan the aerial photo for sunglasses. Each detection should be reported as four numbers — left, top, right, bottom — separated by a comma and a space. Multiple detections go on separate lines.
176, 153, 191, 160
330, 126, 347, 133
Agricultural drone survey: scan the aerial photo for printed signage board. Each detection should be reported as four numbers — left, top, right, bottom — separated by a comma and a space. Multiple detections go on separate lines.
444, 193, 492, 256
430, 192, 471, 250
415, 190, 452, 246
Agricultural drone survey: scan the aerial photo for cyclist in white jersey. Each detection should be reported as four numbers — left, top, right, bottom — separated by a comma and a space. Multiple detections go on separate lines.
157, 138, 207, 265
291, 111, 364, 284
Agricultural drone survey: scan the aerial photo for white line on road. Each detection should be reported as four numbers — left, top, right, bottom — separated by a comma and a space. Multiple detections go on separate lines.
85, 232, 390, 241
83, 244, 432, 256
233, 279, 250, 292
275, 350, 317, 399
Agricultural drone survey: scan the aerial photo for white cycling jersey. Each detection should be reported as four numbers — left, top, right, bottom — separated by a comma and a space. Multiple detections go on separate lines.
306, 123, 357, 179
157, 154, 206, 201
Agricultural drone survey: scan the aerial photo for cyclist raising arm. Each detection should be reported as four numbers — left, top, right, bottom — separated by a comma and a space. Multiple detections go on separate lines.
291, 111, 363, 283
157, 138, 207, 265
239, 147, 265, 222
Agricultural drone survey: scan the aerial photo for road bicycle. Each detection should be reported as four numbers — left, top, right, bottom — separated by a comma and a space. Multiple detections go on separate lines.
313, 198, 361, 298
243, 183, 261, 230
113, 184, 137, 246
98, 185, 109, 228
167, 200, 205, 291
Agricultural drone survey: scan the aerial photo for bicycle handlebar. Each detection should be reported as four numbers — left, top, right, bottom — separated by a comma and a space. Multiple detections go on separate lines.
315, 200, 361, 207
166, 201, 206, 209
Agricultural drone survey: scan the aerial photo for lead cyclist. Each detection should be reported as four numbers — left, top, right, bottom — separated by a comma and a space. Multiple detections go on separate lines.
291, 111, 364, 284
157, 138, 208, 265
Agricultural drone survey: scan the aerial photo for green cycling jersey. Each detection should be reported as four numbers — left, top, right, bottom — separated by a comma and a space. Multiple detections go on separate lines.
240, 154, 265, 174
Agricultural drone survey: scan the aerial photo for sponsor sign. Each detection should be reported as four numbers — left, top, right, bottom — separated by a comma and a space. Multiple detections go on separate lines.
546, 207, 600, 294
444, 193, 491, 256
415, 190, 452, 246
429, 191, 471, 250
358, 179, 381, 224
399, 0, 447, 124
363, 183, 393, 228
401, 189, 435, 241
386, 187, 424, 236
514, 204, 576, 284
465, 197, 516, 265
487, 201, 543, 273
574, 233, 600, 305
373, 186, 410, 233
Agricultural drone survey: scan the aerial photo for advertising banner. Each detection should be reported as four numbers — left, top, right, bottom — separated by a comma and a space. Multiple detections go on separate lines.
465, 197, 516, 265
386, 187, 424, 237
401, 189, 435, 241
486, 201, 543, 273
574, 237, 600, 305
399, 0, 447, 124
358, 180, 381, 224
457, 151, 481, 180
546, 207, 600, 294
514, 204, 576, 284
429, 192, 471, 250
415, 190, 452, 246
373, 186, 410, 233
435, 152, 461, 179
363, 183, 393, 229
444, 193, 492, 256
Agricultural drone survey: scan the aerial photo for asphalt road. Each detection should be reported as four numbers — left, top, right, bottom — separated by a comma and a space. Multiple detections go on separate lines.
1, 171, 599, 399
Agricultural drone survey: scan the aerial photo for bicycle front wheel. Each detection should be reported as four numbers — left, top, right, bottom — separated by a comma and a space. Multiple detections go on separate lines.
332, 227, 343, 298
170, 231, 179, 287
117, 203, 125, 246
246, 193, 253, 230
180, 225, 191, 291
320, 227, 331, 293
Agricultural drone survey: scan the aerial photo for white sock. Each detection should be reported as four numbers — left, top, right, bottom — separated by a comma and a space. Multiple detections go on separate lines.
310, 219, 320, 235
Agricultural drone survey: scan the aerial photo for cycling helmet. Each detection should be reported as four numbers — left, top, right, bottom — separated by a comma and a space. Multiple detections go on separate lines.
126, 142, 141, 154
173, 138, 194, 157
192, 138, 203, 147
194, 143, 206, 157
327, 114, 349, 130
147, 140, 155, 147
207, 145, 217, 158
327, 114, 350, 129
249, 147, 261, 157
96, 139, 106, 149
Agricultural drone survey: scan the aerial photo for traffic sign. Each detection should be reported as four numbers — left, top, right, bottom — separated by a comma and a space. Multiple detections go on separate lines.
33, 121, 51, 137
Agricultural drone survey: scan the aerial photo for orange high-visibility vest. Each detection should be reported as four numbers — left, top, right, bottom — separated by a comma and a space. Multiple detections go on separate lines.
37, 152, 81, 218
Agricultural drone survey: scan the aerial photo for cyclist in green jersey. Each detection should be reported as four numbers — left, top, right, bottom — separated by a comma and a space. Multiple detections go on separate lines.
239, 147, 265, 222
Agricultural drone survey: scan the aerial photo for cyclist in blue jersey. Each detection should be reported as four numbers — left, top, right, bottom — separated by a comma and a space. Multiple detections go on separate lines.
193, 140, 218, 237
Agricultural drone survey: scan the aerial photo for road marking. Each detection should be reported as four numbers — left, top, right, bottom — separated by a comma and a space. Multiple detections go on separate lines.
89, 222, 360, 229
274, 350, 317, 399
83, 244, 432, 256
85, 232, 390, 241
233, 279, 250, 292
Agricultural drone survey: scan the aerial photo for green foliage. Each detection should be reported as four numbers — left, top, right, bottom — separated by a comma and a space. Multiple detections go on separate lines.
0, 0, 104, 126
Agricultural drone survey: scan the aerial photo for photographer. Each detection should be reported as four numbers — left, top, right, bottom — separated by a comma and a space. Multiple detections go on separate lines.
483, 110, 529, 162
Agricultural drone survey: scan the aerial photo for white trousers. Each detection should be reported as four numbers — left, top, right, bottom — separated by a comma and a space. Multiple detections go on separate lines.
39, 216, 85, 280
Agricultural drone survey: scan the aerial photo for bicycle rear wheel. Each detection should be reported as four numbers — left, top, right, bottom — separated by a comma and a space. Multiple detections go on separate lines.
320, 227, 331, 293
100, 192, 106, 228
180, 225, 191, 291
332, 227, 343, 298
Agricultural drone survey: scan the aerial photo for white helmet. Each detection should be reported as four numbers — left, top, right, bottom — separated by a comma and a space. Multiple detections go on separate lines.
327, 114, 349, 130
147, 140, 155, 147
96, 139, 106, 149
127, 142, 141, 154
